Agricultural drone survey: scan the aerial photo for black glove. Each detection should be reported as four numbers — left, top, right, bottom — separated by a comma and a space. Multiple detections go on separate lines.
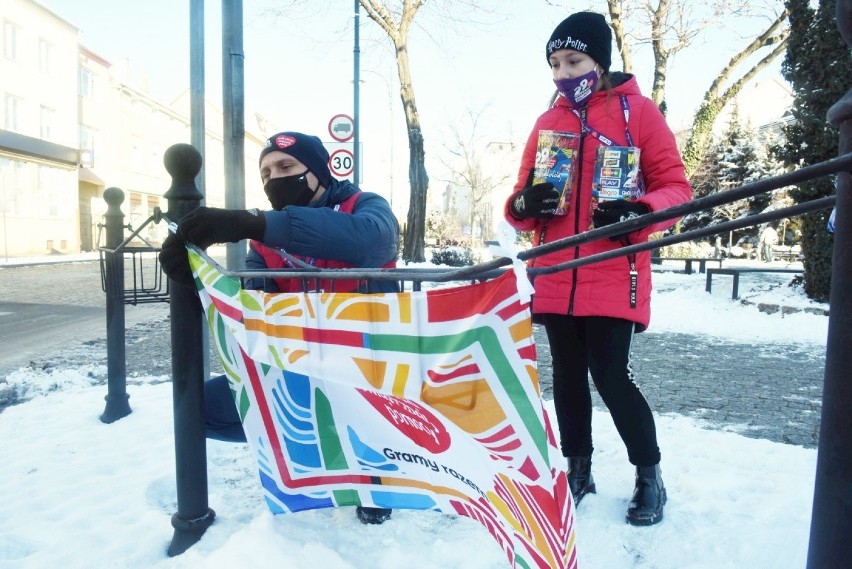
592, 200, 650, 228
509, 183, 560, 219
177, 206, 266, 249
159, 233, 194, 287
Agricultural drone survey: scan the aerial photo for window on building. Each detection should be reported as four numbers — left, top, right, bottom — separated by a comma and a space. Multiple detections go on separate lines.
130, 139, 145, 172
4, 94, 21, 132
38, 38, 53, 74
128, 192, 144, 230
0, 157, 32, 217
37, 165, 65, 218
79, 125, 97, 166
3, 21, 20, 61
79, 67, 94, 98
40, 106, 54, 140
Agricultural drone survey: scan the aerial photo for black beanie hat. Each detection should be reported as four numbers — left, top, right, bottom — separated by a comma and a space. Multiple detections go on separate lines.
546, 12, 612, 73
259, 131, 333, 188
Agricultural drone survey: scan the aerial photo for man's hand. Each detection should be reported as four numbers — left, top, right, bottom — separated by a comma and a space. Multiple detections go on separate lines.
159, 233, 194, 286
178, 207, 266, 249
509, 183, 560, 219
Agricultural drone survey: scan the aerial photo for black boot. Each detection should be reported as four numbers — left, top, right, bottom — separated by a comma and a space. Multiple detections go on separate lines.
356, 506, 392, 525
626, 464, 667, 526
567, 456, 596, 505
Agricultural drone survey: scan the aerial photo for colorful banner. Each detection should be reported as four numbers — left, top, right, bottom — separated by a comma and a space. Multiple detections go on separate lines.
189, 250, 576, 569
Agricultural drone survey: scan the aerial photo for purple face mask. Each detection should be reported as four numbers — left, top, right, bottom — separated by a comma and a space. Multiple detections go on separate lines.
554, 68, 599, 108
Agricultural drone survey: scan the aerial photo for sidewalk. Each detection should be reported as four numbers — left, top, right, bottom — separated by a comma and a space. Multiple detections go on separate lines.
0, 258, 825, 448
3, 304, 824, 449
535, 327, 823, 448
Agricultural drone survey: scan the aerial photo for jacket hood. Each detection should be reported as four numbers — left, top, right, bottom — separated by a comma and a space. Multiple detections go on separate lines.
313, 178, 359, 207
608, 71, 635, 89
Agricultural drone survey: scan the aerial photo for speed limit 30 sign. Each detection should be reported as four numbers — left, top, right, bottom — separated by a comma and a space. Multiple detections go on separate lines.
329, 148, 354, 177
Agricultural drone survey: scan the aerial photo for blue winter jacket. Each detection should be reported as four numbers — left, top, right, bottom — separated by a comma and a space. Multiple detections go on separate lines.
245, 178, 399, 293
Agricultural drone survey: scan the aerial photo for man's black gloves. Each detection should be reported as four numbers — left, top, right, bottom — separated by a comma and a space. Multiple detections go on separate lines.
177, 206, 266, 250
592, 200, 650, 229
159, 233, 194, 286
158, 207, 266, 287
509, 183, 560, 219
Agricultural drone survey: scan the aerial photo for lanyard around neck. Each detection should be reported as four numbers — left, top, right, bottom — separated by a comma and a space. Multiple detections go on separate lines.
570, 95, 635, 147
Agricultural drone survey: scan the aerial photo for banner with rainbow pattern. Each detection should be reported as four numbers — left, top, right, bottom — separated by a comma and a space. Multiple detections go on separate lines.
189, 250, 576, 569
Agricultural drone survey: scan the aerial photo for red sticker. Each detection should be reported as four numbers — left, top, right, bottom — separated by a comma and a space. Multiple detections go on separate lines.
359, 389, 451, 453
274, 134, 297, 149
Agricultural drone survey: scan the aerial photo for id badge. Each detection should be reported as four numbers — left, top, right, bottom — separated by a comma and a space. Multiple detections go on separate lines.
590, 146, 645, 224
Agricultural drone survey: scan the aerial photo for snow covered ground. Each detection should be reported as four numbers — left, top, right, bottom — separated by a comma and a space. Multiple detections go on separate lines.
0, 258, 830, 568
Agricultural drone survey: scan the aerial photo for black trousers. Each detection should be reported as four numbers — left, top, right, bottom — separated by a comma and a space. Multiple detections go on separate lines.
204, 374, 247, 442
541, 314, 661, 466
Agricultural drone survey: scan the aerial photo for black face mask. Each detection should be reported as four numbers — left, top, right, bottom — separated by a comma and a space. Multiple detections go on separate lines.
264, 170, 316, 210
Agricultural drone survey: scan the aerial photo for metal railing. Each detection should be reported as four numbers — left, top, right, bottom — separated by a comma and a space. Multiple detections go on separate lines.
91, 138, 846, 559
194, 152, 849, 288
97, 205, 170, 306
155, 140, 848, 560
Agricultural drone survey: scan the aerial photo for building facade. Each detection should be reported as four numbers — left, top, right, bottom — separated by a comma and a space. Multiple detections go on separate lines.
1, 0, 78, 257
1, 0, 268, 258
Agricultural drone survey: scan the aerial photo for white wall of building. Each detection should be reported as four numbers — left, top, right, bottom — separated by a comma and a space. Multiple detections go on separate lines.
1, 0, 269, 257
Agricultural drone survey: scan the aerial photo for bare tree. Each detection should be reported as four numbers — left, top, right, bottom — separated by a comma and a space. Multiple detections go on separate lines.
603, 0, 771, 109
545, 1, 791, 169
606, 0, 635, 73
359, 0, 430, 262
265, 1, 498, 262
680, 10, 789, 176
358, 1, 500, 261
438, 108, 513, 247
556, 1, 791, 178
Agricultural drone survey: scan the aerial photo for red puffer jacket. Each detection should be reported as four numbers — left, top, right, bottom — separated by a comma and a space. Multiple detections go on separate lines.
504, 73, 692, 331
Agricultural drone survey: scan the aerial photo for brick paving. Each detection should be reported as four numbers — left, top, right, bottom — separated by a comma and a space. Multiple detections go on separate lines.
534, 327, 824, 448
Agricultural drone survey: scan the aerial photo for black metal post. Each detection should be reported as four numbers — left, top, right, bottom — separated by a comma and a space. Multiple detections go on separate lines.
222, 0, 246, 271
190, 0, 205, 190
190, 0, 211, 395
100, 187, 131, 423
163, 143, 215, 556
807, 3, 852, 566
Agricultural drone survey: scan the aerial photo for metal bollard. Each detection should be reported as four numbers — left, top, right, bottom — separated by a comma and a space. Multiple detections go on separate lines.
162, 143, 215, 556
807, 2, 852, 566
100, 187, 132, 423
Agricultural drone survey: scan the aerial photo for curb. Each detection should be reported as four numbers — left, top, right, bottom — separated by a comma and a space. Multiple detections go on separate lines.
740, 299, 830, 317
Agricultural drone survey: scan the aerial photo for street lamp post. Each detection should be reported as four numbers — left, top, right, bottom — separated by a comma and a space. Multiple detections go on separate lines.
353, 0, 361, 185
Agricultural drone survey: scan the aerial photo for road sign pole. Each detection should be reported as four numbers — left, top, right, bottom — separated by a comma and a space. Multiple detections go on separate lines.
353, 0, 360, 185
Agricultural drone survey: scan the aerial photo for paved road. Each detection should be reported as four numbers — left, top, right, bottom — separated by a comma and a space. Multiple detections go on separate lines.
0, 260, 825, 448
536, 329, 824, 448
0, 261, 165, 379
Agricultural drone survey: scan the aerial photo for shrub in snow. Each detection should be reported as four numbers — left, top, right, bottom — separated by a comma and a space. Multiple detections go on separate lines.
431, 246, 475, 267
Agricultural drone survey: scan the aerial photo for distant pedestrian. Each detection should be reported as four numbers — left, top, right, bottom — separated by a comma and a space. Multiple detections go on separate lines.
714, 236, 723, 259
504, 11, 692, 526
758, 225, 778, 263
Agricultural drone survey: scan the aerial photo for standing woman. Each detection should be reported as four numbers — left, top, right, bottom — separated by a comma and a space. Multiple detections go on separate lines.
504, 12, 692, 526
